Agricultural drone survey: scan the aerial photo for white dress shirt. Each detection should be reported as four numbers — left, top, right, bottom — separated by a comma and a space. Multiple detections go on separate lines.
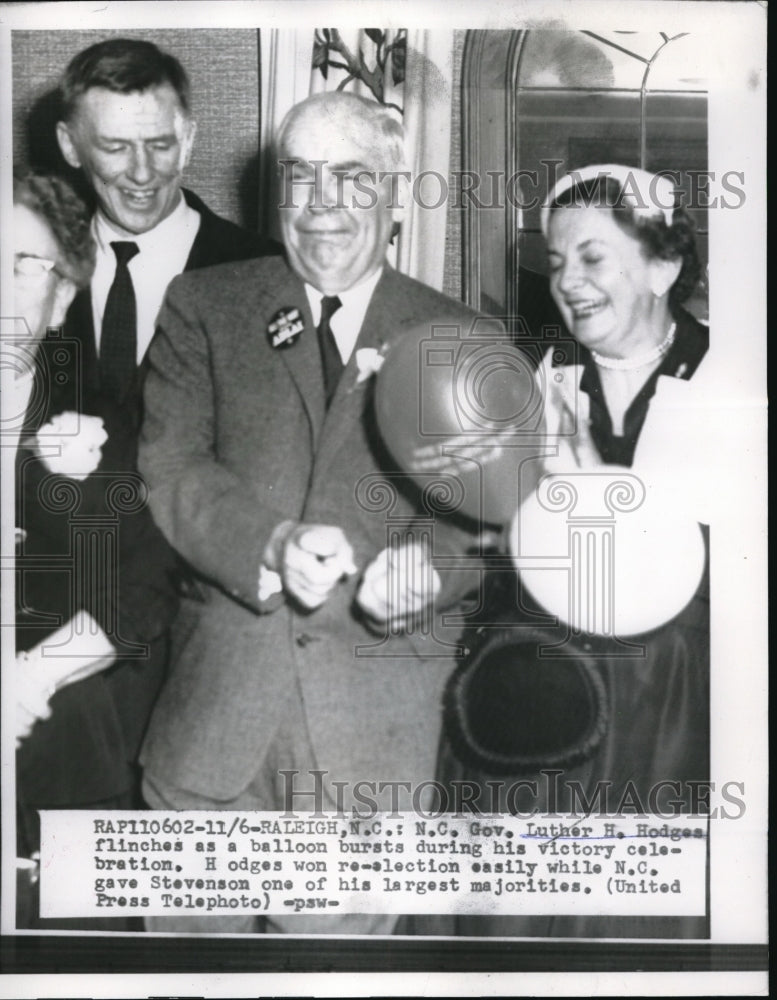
91, 196, 201, 363
304, 267, 383, 364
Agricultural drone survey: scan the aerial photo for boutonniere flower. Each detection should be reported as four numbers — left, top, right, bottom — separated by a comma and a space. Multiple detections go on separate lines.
355, 345, 387, 384
34, 411, 107, 480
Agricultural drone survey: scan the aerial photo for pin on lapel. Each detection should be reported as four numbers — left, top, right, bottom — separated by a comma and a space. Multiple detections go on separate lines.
267, 307, 305, 349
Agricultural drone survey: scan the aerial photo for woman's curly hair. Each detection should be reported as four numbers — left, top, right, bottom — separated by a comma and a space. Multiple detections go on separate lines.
550, 174, 702, 313
14, 169, 95, 288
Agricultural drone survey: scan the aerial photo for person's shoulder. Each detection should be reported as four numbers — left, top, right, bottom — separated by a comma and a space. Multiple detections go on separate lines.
183, 189, 282, 266
165, 252, 290, 305
377, 269, 507, 348
379, 268, 483, 321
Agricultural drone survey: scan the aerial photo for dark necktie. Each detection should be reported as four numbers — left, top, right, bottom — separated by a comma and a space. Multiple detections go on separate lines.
317, 294, 343, 406
100, 241, 139, 400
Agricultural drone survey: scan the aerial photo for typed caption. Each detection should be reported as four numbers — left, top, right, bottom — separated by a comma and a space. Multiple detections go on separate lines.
39, 811, 708, 918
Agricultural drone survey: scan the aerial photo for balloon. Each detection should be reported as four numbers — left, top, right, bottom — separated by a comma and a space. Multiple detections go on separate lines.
510, 467, 706, 636
374, 317, 543, 524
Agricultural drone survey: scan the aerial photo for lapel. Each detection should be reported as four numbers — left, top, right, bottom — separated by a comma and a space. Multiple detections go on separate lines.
314, 267, 414, 470
182, 190, 215, 271
262, 263, 327, 447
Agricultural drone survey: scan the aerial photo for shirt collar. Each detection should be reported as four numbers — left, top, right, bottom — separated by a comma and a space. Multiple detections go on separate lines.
304, 267, 383, 326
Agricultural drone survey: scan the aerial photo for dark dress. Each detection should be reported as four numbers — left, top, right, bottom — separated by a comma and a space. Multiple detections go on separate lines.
420, 308, 711, 938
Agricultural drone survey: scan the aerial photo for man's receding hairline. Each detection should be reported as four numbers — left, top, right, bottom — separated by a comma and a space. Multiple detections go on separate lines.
66, 81, 191, 119
278, 99, 405, 172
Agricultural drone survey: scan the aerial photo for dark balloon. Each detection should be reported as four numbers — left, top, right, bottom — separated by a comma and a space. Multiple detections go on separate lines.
374, 317, 543, 525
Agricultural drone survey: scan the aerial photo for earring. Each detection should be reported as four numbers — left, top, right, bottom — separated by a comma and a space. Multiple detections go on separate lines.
650, 275, 668, 298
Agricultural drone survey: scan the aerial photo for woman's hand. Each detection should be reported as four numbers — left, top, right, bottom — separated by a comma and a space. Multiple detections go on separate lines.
16, 662, 54, 746
15, 610, 116, 745
33, 411, 107, 480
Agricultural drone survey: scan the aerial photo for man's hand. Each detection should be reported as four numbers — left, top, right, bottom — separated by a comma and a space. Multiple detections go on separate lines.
264, 521, 356, 610
356, 539, 441, 629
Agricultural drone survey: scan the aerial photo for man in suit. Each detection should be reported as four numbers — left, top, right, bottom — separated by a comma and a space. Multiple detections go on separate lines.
139, 91, 501, 933
16, 39, 272, 831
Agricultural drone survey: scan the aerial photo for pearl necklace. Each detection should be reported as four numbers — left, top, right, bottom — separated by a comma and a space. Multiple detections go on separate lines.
591, 322, 677, 371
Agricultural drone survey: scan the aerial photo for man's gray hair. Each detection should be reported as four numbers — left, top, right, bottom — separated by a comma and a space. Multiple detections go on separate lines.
277, 91, 407, 174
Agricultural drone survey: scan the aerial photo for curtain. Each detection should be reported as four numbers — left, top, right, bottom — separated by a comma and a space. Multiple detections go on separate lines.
258, 30, 315, 243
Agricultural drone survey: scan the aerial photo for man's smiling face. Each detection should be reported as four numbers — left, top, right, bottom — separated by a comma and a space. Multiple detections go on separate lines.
57, 84, 196, 235
278, 104, 404, 295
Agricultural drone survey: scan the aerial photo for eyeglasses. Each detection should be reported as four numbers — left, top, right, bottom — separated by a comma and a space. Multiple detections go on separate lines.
14, 254, 63, 281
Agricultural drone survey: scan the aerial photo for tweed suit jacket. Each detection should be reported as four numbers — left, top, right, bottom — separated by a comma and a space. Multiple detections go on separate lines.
139, 256, 499, 801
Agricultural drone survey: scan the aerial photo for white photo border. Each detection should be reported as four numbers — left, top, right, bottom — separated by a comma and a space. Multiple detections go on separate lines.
0, 0, 767, 996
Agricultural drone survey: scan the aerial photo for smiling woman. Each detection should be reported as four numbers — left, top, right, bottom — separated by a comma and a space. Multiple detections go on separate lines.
542, 165, 704, 457
546, 200, 679, 360
432, 164, 710, 940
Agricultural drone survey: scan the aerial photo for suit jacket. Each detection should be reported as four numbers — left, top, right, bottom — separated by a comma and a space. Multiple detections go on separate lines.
139, 256, 502, 801
15, 191, 272, 807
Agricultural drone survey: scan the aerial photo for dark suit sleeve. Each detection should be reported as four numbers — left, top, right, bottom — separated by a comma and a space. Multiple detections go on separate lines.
102, 479, 181, 650
139, 278, 284, 612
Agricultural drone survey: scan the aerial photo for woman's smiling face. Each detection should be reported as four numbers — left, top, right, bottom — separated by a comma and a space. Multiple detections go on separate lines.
546, 205, 665, 357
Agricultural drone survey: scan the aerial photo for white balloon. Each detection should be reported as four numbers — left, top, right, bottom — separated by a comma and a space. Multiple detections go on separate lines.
510, 466, 706, 636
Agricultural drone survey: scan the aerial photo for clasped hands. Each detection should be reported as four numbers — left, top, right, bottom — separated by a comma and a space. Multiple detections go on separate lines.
262, 521, 440, 626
